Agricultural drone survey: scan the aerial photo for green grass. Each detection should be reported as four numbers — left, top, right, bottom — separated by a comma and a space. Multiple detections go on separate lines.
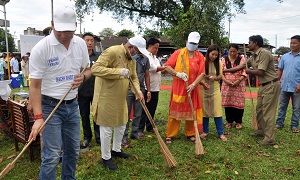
0, 86, 299, 179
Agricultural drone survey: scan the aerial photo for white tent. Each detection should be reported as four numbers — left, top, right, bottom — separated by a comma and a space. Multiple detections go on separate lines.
20, 35, 44, 56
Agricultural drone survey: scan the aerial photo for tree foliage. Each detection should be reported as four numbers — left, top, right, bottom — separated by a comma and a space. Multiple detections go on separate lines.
0, 28, 16, 52
116, 29, 135, 38
263, 38, 270, 45
75, 0, 283, 47
275, 46, 290, 55
99, 27, 115, 37
143, 28, 162, 38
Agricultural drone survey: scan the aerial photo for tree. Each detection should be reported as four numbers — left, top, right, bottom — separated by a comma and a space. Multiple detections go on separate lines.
75, 0, 283, 47
116, 29, 135, 38
99, 27, 115, 37
263, 38, 270, 45
275, 46, 290, 55
143, 28, 162, 38
0, 28, 16, 52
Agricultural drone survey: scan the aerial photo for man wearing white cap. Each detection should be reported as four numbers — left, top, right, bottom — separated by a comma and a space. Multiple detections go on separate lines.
164, 32, 206, 144
91, 36, 145, 170
28, 6, 91, 179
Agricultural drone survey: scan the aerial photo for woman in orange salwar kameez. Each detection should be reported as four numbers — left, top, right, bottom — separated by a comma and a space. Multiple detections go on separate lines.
164, 32, 205, 144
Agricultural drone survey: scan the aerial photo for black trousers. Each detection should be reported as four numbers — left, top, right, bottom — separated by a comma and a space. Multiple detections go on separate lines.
78, 95, 100, 143
225, 107, 244, 124
139, 91, 159, 132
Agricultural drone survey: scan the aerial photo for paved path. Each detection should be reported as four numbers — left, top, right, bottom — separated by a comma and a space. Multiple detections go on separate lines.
160, 85, 258, 99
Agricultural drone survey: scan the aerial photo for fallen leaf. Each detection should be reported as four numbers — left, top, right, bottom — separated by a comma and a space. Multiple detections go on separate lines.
212, 164, 217, 168
123, 144, 130, 149
131, 176, 138, 179
0, 158, 2, 163
133, 154, 138, 160
206, 161, 212, 164
87, 153, 94, 157
240, 166, 248, 169
273, 145, 279, 149
147, 135, 152, 138
227, 148, 233, 152
205, 170, 211, 174
10, 146, 15, 151
7, 154, 16, 159
297, 150, 300, 156
235, 171, 239, 175
263, 154, 270, 157
247, 144, 252, 148
284, 167, 292, 170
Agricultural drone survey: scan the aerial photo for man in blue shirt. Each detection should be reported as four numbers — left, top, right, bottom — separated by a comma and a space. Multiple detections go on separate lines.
275, 35, 300, 133
10, 53, 20, 74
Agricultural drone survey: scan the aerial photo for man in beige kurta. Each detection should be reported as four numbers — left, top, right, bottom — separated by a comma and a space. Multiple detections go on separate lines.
91, 36, 146, 170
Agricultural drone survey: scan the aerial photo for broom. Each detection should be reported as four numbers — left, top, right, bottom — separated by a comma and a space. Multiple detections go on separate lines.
243, 44, 258, 130
181, 55, 204, 158
119, 56, 177, 168
0, 64, 89, 179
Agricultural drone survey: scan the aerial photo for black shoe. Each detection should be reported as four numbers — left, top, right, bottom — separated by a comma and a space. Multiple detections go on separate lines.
130, 134, 144, 140
257, 140, 276, 146
111, 150, 131, 159
250, 132, 264, 137
102, 158, 118, 170
81, 139, 90, 149
96, 139, 101, 145
121, 138, 129, 146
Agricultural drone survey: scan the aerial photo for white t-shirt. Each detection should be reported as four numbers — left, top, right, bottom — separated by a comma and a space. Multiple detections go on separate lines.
29, 32, 89, 100
146, 51, 161, 92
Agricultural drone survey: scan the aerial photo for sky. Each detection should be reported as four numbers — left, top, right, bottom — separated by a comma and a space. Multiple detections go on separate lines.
1, 0, 299, 50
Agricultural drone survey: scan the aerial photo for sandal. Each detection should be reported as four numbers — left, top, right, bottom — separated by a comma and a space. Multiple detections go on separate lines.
165, 137, 172, 144
220, 134, 227, 141
291, 127, 299, 133
200, 133, 208, 140
225, 123, 232, 129
187, 136, 196, 143
235, 123, 242, 129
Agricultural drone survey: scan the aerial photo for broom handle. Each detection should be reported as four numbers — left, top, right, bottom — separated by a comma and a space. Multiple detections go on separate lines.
119, 56, 158, 129
180, 55, 199, 130
180, 55, 202, 139
243, 44, 258, 129
0, 64, 89, 179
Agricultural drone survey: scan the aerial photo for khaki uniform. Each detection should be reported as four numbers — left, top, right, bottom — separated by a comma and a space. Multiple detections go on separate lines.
245, 48, 280, 143
91, 45, 141, 127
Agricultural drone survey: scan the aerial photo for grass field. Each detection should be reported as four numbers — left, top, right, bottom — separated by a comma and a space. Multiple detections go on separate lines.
0, 85, 299, 180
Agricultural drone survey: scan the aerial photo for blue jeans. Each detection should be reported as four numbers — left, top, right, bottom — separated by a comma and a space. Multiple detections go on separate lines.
39, 98, 80, 180
203, 117, 224, 136
276, 91, 300, 129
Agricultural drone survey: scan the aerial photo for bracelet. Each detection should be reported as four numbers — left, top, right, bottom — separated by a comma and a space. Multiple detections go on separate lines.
147, 92, 151, 94
34, 114, 44, 120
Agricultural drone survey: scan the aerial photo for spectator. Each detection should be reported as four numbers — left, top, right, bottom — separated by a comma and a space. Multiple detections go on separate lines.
139, 38, 165, 134
221, 44, 246, 129
275, 35, 300, 133
10, 53, 20, 74
78, 32, 101, 149
21, 55, 29, 86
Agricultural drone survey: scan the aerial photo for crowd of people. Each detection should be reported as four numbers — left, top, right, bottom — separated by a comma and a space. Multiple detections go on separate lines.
1, 5, 297, 179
